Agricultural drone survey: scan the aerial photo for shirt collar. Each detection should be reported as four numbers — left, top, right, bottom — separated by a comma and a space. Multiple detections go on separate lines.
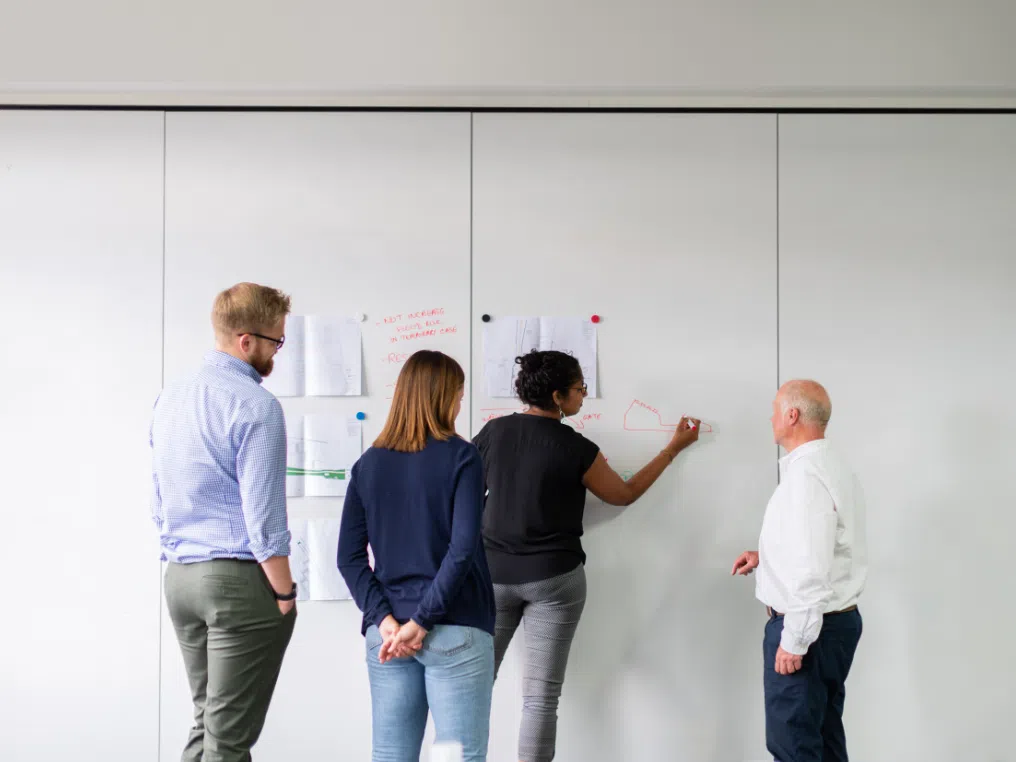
204, 350, 263, 384
779, 438, 829, 469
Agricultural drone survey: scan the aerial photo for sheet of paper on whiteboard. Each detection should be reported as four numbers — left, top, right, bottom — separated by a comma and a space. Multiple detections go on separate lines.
539, 317, 598, 397
262, 315, 362, 397
285, 416, 306, 498
289, 520, 311, 601
483, 316, 597, 398
306, 316, 362, 396
285, 415, 362, 497
287, 519, 350, 601
306, 518, 352, 600
264, 316, 307, 397
482, 317, 539, 398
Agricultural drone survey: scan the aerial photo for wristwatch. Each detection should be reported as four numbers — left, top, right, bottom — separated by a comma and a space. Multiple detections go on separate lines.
273, 583, 298, 601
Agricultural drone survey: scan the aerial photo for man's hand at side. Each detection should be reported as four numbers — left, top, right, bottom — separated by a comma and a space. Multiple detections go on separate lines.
775, 646, 803, 675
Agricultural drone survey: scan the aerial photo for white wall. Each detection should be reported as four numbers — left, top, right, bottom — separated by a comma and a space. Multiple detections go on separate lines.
0, 111, 165, 762
2, 2, 1016, 106
5, 109, 1016, 762
779, 114, 1016, 761
472, 113, 778, 761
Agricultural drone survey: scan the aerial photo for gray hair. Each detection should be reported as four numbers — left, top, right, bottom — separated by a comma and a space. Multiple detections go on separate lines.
779, 379, 832, 428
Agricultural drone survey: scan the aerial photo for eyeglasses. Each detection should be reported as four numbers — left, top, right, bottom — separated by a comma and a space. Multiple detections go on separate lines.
239, 332, 285, 350
573, 383, 588, 395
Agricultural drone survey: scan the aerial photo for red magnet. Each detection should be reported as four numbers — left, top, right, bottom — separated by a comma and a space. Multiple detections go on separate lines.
590, 314, 601, 324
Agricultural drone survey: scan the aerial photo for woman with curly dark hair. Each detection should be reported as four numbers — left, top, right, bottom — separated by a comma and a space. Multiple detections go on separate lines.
472, 349, 699, 762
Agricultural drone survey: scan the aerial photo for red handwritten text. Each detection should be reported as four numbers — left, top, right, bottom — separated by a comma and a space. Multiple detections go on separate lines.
407, 308, 444, 319
378, 307, 458, 352
400, 330, 438, 341
623, 399, 711, 433
480, 407, 520, 423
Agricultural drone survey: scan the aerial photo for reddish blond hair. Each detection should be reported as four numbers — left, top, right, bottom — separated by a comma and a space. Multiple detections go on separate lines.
211, 282, 291, 339
374, 351, 464, 453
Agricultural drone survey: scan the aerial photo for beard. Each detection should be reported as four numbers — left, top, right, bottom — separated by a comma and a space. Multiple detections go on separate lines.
251, 354, 274, 378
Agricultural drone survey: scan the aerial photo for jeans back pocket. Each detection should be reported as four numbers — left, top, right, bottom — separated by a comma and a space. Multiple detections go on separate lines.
421, 625, 473, 656
365, 625, 384, 654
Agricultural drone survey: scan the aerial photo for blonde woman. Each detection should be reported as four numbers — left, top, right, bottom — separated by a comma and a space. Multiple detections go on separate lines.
338, 350, 495, 762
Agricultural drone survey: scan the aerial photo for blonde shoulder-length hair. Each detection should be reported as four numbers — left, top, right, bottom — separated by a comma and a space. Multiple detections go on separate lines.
373, 350, 465, 453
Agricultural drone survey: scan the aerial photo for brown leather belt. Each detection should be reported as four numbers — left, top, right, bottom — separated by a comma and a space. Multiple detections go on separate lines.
766, 604, 857, 618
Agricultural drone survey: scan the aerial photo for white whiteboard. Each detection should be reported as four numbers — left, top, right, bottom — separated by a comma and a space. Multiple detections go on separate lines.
779, 114, 1016, 761
472, 113, 778, 762
160, 112, 472, 761
0, 111, 165, 762
9, 108, 1016, 762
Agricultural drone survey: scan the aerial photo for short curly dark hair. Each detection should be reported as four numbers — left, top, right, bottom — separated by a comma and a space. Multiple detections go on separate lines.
514, 350, 583, 411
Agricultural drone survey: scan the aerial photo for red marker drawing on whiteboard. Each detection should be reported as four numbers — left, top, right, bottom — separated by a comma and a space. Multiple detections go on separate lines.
624, 401, 710, 433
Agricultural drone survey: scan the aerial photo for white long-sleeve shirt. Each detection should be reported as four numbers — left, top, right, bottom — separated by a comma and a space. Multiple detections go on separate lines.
755, 438, 867, 655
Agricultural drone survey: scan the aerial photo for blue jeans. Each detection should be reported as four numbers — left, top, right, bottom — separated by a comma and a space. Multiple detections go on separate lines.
763, 609, 863, 762
365, 624, 495, 762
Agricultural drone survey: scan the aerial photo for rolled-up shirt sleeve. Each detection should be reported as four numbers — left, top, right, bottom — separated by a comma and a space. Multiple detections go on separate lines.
235, 398, 291, 562
778, 469, 838, 655
149, 411, 164, 532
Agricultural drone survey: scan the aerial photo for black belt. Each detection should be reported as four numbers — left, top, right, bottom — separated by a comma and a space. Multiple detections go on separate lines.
766, 604, 857, 618
208, 557, 258, 564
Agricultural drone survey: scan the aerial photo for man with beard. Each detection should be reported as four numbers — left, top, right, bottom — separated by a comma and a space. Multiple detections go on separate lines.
151, 282, 297, 762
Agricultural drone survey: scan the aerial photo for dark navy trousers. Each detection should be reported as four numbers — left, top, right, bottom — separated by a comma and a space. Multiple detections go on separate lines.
763, 608, 862, 762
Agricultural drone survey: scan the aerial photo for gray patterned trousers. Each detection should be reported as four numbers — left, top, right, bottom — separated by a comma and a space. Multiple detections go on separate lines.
493, 564, 587, 762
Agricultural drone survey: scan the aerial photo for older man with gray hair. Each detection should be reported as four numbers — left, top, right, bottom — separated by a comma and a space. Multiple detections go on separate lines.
732, 380, 868, 762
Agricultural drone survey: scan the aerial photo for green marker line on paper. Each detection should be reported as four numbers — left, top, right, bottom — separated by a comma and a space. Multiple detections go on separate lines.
287, 467, 346, 480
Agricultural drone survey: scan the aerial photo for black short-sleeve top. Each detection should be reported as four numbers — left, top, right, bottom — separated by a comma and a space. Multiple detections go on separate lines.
472, 413, 601, 584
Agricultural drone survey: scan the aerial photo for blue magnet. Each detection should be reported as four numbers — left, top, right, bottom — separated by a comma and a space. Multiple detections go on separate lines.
356, 412, 366, 421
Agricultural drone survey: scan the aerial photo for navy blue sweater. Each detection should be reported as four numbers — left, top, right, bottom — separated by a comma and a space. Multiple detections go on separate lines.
337, 436, 495, 636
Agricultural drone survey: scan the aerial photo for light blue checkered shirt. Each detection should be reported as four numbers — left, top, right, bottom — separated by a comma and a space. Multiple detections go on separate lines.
150, 350, 290, 563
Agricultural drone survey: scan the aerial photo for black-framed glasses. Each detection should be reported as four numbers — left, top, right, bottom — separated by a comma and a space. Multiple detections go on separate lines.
239, 332, 285, 350
573, 383, 588, 395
